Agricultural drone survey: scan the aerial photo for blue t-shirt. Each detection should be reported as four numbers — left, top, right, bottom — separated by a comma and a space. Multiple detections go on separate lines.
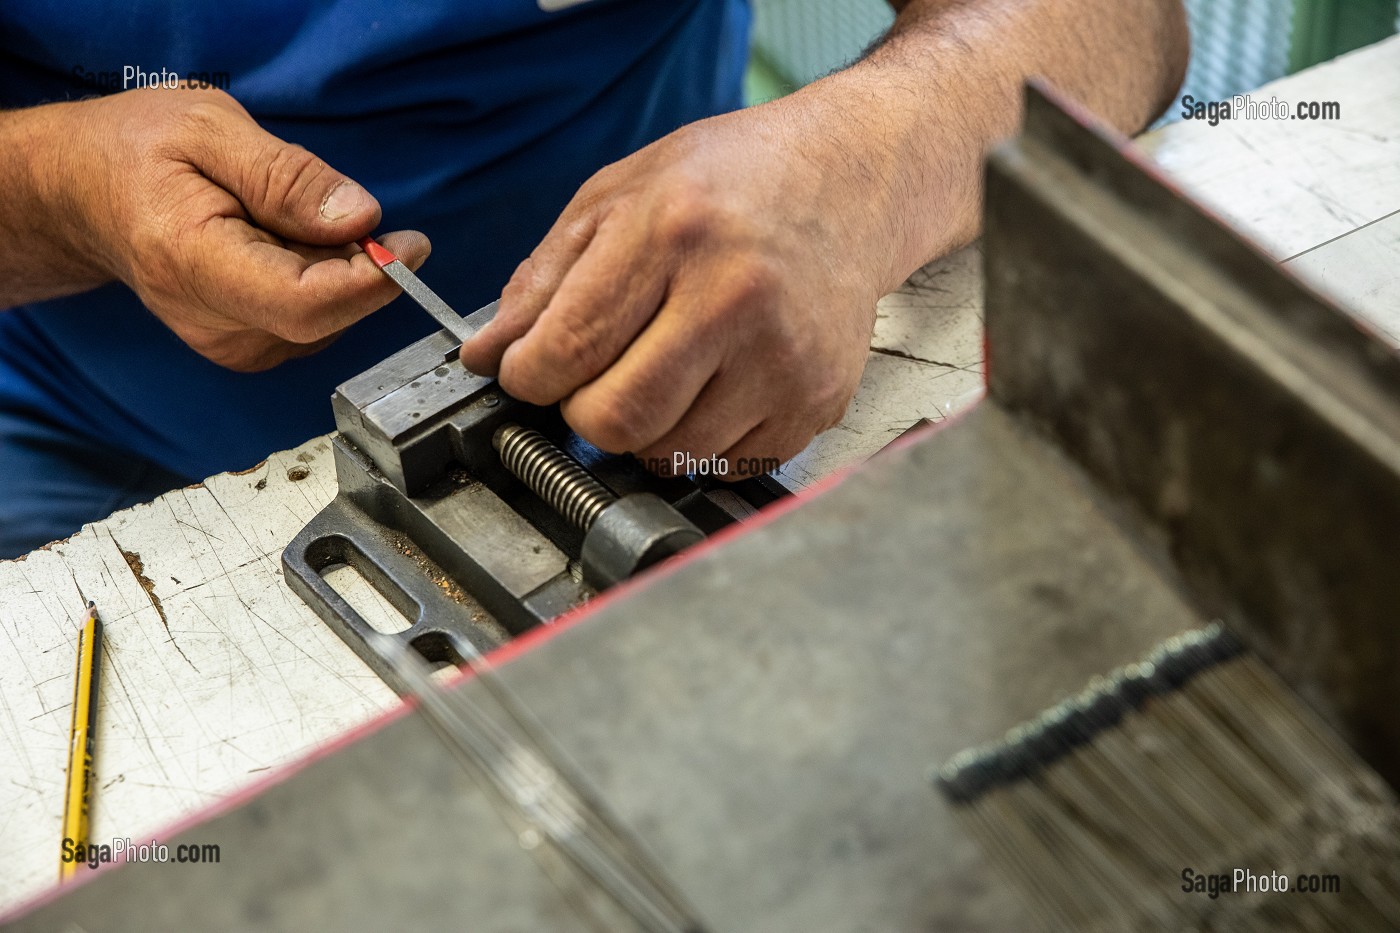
0, 0, 750, 479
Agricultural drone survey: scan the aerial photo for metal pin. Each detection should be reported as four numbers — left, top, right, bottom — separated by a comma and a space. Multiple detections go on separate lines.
358, 236, 492, 346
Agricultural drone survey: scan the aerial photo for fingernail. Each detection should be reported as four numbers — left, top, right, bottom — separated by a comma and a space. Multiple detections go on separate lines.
321, 181, 373, 221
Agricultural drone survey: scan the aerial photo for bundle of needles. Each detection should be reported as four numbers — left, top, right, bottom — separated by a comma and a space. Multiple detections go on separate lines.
935, 624, 1400, 931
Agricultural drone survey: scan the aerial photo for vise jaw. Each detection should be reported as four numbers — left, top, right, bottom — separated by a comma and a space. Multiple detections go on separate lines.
282, 303, 787, 690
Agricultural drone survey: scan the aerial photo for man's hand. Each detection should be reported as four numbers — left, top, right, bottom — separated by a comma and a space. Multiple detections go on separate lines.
1, 87, 428, 371
463, 0, 1187, 476
461, 98, 897, 474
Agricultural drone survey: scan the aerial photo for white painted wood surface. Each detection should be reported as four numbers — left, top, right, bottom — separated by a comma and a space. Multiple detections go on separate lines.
0, 443, 397, 914
3, 36, 1399, 914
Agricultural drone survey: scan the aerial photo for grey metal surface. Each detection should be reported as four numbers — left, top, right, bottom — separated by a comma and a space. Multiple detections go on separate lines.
329, 312, 498, 496
281, 492, 514, 688
379, 635, 709, 933
13, 403, 1208, 933
282, 433, 583, 684
986, 87, 1400, 784
335, 304, 495, 410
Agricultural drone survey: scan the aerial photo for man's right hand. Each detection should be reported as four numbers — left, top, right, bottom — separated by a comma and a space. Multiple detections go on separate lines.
2, 87, 428, 371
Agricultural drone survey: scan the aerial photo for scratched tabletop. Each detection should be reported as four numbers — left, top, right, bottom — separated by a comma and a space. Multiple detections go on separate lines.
4, 38, 1400, 914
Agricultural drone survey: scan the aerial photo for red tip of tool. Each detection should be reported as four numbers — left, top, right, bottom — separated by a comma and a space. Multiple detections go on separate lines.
357, 236, 397, 269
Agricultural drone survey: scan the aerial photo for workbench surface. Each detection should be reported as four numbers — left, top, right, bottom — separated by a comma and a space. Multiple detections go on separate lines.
4, 37, 1400, 916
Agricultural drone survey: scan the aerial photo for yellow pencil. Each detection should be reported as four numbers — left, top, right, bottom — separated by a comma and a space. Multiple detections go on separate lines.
59, 600, 102, 881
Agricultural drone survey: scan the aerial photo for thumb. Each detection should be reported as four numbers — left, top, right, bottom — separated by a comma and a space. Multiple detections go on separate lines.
184, 94, 380, 245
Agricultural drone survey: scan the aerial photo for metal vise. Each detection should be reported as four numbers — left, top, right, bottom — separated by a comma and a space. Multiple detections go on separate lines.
282, 309, 787, 689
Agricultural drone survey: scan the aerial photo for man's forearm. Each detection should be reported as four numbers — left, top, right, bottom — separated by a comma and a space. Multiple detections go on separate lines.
807, 0, 1189, 292
0, 104, 113, 309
